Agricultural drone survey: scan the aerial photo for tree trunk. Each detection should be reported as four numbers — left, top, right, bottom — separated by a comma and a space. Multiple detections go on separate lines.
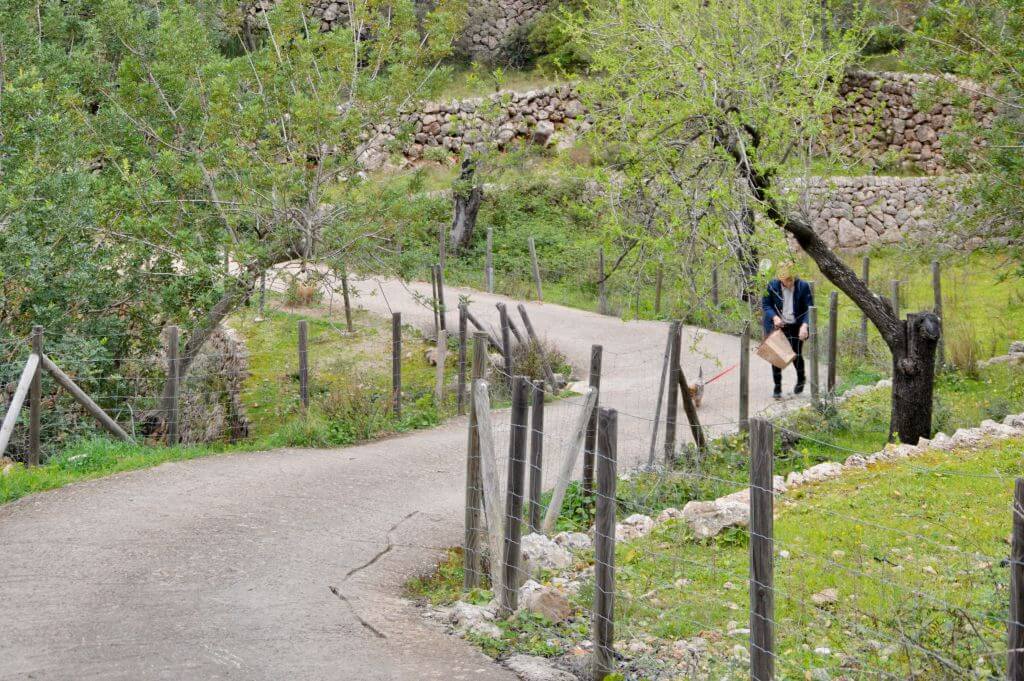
717, 120, 941, 444
734, 204, 759, 303
147, 273, 258, 438
890, 312, 942, 444
449, 157, 484, 253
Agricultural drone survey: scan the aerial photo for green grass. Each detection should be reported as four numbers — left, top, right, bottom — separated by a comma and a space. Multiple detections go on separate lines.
0, 438, 240, 504
439, 66, 565, 100
231, 303, 451, 443
610, 438, 1024, 678
410, 436, 1024, 678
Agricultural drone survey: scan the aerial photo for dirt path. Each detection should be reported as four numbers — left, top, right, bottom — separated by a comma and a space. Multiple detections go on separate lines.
0, 276, 803, 680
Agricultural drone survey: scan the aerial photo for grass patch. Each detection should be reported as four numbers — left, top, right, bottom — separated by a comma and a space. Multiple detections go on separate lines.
230, 302, 452, 447
0, 438, 235, 504
439, 66, 566, 100
609, 438, 1024, 678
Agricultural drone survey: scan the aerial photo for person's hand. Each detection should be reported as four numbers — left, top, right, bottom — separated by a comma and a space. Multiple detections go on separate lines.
798, 324, 809, 341
772, 315, 783, 328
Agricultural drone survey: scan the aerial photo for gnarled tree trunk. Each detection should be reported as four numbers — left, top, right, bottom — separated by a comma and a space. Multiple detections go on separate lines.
449, 156, 484, 253
890, 312, 942, 444
719, 121, 942, 445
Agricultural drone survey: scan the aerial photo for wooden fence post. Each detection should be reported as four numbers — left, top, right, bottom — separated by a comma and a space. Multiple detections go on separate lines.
517, 304, 557, 390
0, 354, 42, 459
166, 325, 180, 445
39, 355, 130, 442
665, 321, 681, 463
593, 407, 618, 681
340, 264, 353, 332
541, 387, 598, 534
677, 365, 707, 456
827, 291, 838, 394
463, 332, 487, 590
739, 323, 750, 433
749, 417, 775, 681
499, 376, 530, 617
298, 320, 310, 410
891, 279, 900, 318
528, 237, 543, 301
598, 247, 608, 315
582, 344, 603, 496
933, 260, 944, 371
257, 271, 267, 322
528, 380, 545, 534
430, 267, 440, 338
485, 227, 495, 293
648, 323, 673, 466
498, 303, 513, 384
439, 221, 447, 272
435, 264, 447, 332
1010, 478, 1024, 678
711, 267, 719, 307
808, 307, 820, 409
473, 379, 505, 592
860, 256, 869, 353
466, 308, 504, 356
654, 263, 664, 315
392, 313, 402, 418
457, 304, 468, 415
29, 326, 42, 466
434, 328, 447, 407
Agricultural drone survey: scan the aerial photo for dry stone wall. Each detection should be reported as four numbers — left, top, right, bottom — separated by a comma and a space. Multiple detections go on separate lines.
788, 175, 967, 251
358, 70, 1001, 250
830, 70, 995, 175
244, 0, 550, 59
459, 0, 553, 61
359, 85, 585, 170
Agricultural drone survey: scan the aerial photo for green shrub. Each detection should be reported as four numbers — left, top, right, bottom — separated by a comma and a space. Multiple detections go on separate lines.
862, 24, 906, 55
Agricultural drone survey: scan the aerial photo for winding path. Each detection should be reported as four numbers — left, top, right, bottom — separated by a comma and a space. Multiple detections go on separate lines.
0, 278, 797, 680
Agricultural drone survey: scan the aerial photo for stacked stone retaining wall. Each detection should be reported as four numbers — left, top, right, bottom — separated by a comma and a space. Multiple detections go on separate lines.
789, 175, 966, 251
830, 70, 995, 175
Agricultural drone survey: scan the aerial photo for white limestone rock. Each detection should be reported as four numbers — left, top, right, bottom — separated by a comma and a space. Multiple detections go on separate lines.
616, 513, 655, 541
520, 533, 573, 577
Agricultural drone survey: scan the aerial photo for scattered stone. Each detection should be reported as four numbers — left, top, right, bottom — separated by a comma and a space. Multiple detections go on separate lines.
552, 531, 591, 551
682, 495, 749, 539
519, 583, 574, 623
811, 588, 839, 607
449, 601, 500, 638
656, 507, 684, 523
616, 514, 655, 541
532, 120, 556, 146
505, 654, 577, 681
800, 462, 843, 484
520, 533, 573, 577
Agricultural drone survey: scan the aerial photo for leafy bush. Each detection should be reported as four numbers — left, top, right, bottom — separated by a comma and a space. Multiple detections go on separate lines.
862, 24, 907, 55
527, 8, 591, 74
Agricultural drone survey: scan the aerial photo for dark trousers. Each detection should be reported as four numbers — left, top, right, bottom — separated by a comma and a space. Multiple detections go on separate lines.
772, 323, 805, 390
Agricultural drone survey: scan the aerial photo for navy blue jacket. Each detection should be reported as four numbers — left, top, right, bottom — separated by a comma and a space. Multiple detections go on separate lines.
762, 278, 814, 336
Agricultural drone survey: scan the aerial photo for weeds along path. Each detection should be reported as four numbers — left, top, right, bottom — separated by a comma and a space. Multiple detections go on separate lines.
0, 272, 799, 680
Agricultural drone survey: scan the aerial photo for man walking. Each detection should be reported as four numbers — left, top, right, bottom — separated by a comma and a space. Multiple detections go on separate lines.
762, 262, 813, 399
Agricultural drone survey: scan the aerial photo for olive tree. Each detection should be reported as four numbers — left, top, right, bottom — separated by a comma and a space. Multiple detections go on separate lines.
575, 0, 941, 443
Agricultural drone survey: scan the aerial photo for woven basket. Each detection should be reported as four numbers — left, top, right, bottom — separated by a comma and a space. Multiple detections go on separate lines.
756, 329, 796, 369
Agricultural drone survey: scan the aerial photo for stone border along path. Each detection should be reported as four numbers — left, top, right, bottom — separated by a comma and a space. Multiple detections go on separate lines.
0, 273, 804, 680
